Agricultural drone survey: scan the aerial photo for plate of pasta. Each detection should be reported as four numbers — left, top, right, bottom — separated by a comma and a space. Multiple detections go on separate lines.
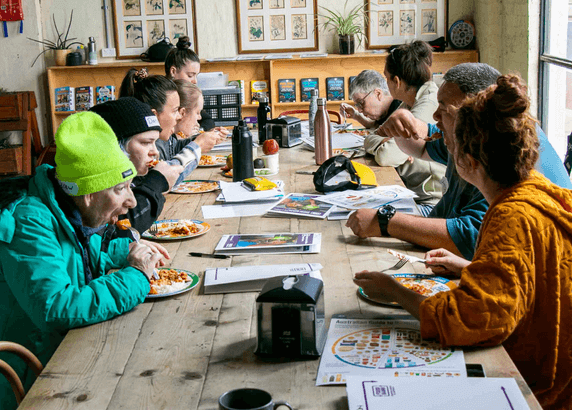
358, 274, 456, 307
198, 154, 227, 167
171, 180, 220, 194
146, 268, 200, 299
142, 219, 211, 240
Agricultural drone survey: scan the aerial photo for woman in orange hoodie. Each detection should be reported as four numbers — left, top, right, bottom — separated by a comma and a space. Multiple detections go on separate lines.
353, 74, 572, 409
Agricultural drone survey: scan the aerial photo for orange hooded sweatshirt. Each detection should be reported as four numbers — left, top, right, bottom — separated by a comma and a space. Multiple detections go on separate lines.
420, 171, 572, 409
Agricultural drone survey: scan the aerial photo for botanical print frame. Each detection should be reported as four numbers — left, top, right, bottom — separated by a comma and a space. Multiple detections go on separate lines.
366, 0, 447, 49
112, 0, 198, 59
236, 0, 318, 54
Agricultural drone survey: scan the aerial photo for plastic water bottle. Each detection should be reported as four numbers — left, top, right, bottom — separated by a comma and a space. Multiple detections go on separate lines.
308, 89, 318, 139
314, 98, 332, 165
257, 96, 271, 144
232, 120, 254, 181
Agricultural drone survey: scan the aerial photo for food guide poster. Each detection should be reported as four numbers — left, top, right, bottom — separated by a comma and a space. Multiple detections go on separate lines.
316, 318, 466, 386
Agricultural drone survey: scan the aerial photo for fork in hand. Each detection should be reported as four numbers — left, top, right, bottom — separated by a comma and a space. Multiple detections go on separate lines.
127, 226, 159, 280
148, 223, 159, 237
381, 257, 408, 273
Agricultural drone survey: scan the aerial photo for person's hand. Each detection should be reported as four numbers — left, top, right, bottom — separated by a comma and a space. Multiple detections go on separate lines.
353, 270, 401, 300
340, 103, 358, 119
346, 209, 381, 238
195, 130, 223, 153
376, 109, 424, 140
127, 242, 164, 280
153, 162, 184, 190
424, 248, 470, 277
213, 126, 230, 138
139, 239, 170, 267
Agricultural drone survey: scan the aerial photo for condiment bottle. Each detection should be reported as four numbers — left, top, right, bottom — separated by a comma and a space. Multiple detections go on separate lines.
308, 89, 318, 139
257, 96, 271, 144
88, 37, 97, 65
314, 98, 332, 165
232, 120, 254, 181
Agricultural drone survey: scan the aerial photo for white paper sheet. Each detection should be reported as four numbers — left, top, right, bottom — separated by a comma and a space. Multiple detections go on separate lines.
346, 376, 530, 410
316, 186, 417, 210
217, 180, 284, 203
316, 318, 466, 386
201, 200, 280, 219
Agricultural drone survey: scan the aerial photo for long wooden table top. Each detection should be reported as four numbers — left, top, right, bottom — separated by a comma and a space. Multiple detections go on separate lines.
18, 146, 541, 409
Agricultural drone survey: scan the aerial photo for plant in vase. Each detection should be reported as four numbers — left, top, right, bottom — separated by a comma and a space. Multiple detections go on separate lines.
28, 10, 82, 67
318, 0, 369, 55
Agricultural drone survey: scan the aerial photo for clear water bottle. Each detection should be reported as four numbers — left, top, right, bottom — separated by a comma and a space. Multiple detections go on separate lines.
308, 89, 318, 139
314, 98, 332, 165
232, 120, 254, 181
257, 96, 271, 144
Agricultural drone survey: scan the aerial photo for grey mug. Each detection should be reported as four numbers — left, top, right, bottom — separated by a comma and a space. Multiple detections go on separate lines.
218, 388, 293, 410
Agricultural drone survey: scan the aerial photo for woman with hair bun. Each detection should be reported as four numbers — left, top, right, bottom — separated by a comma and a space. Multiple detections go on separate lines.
384, 40, 438, 124
354, 75, 572, 409
165, 35, 215, 131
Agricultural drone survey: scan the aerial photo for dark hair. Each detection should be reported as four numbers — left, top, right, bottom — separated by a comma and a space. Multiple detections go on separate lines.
454, 74, 539, 187
385, 41, 433, 90
164, 36, 200, 78
118, 68, 177, 113
174, 79, 202, 110
443, 63, 501, 95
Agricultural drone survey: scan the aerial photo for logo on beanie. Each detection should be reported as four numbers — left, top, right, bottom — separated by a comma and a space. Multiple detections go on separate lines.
122, 169, 134, 178
57, 179, 79, 196
145, 116, 160, 128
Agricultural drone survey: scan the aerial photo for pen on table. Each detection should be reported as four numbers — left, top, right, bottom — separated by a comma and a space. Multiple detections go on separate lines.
189, 252, 230, 259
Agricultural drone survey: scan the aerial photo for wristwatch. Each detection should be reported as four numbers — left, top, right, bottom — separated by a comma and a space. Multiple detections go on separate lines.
377, 205, 396, 236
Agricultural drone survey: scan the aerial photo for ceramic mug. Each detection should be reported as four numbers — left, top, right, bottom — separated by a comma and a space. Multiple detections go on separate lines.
218, 388, 293, 410
261, 153, 279, 174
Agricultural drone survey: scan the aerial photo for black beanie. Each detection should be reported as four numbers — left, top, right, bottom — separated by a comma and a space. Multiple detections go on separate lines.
90, 97, 162, 142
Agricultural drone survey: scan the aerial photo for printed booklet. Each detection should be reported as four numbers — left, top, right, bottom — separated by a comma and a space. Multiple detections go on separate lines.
203, 263, 323, 294
266, 193, 334, 219
214, 233, 321, 255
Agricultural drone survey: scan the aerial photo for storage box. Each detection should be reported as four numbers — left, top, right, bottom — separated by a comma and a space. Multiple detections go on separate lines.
202, 87, 242, 127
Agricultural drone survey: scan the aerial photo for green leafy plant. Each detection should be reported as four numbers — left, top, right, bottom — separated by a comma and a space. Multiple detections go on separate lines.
27, 10, 83, 67
318, 0, 370, 47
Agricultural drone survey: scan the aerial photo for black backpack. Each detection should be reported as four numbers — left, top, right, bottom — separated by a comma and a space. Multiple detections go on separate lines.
140, 38, 174, 62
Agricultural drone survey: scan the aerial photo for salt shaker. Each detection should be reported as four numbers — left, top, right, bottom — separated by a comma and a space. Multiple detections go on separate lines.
314, 98, 332, 165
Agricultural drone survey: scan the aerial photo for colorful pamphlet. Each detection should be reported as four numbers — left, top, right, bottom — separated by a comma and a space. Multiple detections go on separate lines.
228, 79, 246, 105
277, 78, 296, 102
300, 77, 319, 102
251, 80, 269, 104
326, 77, 345, 101
54, 86, 75, 112
203, 263, 323, 294
316, 318, 467, 386
214, 233, 322, 255
96, 85, 116, 105
266, 193, 334, 219
74, 86, 93, 111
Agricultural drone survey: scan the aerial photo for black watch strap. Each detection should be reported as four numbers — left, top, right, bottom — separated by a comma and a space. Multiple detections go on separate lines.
377, 205, 396, 236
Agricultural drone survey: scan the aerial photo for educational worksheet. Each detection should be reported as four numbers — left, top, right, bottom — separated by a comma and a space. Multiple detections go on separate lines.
316, 318, 466, 386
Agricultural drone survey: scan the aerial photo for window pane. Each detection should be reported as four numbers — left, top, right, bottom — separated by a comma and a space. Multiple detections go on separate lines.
544, 1, 572, 60
543, 63, 572, 160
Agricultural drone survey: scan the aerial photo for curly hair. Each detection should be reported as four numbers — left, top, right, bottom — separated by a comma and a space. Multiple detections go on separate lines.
454, 74, 539, 187
384, 40, 432, 90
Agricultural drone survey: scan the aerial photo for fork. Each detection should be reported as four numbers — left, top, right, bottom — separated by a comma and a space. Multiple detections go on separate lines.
381, 257, 408, 272
127, 226, 159, 280
148, 223, 159, 236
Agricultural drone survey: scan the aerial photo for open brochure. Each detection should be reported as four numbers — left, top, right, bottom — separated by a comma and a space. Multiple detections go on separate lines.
266, 193, 335, 219
346, 376, 530, 410
214, 233, 321, 255
326, 197, 421, 220
316, 318, 466, 386
317, 186, 417, 210
204, 263, 323, 294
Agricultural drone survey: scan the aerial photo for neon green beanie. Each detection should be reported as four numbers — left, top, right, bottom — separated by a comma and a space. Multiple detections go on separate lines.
55, 112, 137, 196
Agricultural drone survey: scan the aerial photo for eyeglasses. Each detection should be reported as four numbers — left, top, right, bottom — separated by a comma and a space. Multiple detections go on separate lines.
354, 90, 374, 110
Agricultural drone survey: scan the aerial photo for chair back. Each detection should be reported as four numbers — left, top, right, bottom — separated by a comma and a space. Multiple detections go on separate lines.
0, 341, 43, 405
278, 109, 342, 124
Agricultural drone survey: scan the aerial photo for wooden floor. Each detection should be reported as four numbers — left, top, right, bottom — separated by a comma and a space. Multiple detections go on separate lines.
18, 146, 541, 409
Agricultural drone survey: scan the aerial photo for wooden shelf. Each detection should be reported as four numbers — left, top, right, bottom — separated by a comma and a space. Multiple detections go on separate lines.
46, 50, 478, 136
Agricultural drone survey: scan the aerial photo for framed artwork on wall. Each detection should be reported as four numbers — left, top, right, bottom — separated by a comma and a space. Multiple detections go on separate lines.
236, 0, 318, 54
112, 0, 198, 59
365, 0, 447, 49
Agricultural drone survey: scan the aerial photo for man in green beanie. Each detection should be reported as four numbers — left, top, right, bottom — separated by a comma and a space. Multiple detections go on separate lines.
0, 112, 167, 410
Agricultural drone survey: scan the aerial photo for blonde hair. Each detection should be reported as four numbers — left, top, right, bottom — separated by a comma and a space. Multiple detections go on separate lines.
173, 79, 202, 111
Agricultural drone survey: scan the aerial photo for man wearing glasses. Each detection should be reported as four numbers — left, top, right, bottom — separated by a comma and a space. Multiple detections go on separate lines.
343, 70, 446, 210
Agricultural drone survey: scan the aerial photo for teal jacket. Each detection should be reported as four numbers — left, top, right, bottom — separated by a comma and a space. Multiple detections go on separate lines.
0, 165, 150, 409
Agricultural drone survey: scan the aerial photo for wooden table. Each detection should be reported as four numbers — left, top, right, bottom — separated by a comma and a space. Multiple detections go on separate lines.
18, 147, 541, 409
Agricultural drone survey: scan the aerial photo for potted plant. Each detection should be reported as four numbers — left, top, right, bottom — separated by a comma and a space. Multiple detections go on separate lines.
28, 10, 82, 67
319, 0, 369, 54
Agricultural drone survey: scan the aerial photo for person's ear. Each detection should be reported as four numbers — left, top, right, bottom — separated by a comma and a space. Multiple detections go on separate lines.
179, 107, 187, 117
169, 66, 177, 79
151, 108, 159, 117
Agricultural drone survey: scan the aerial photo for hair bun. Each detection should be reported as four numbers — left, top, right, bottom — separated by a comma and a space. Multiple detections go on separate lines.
176, 36, 191, 50
491, 75, 529, 117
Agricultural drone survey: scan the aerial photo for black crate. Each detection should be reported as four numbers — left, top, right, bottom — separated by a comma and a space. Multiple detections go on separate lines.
202, 88, 242, 126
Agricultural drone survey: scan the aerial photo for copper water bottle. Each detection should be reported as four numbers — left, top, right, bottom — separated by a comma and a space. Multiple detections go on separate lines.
314, 98, 332, 165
